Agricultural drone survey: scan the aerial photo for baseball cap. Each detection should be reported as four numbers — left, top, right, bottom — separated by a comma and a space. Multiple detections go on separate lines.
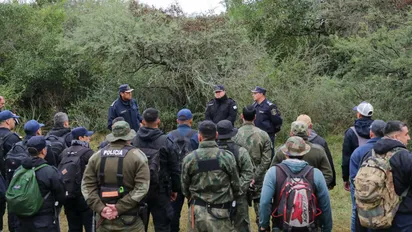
296, 114, 312, 127
290, 121, 309, 136
24, 120, 45, 135
251, 86, 266, 94
370, 120, 386, 137
27, 136, 47, 155
198, 120, 217, 136
214, 85, 225, 92
0, 110, 19, 121
72, 127, 94, 139
280, 136, 311, 157
217, 120, 238, 140
119, 84, 134, 93
106, 121, 136, 142
177, 109, 193, 121
353, 101, 373, 117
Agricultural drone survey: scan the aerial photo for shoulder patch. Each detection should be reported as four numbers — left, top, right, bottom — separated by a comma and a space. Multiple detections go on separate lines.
271, 108, 278, 116
233, 105, 237, 110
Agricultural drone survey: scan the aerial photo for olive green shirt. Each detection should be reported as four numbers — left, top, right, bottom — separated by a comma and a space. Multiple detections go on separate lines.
81, 141, 150, 215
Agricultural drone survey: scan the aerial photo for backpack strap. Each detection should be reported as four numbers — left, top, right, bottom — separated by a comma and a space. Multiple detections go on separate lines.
34, 163, 49, 172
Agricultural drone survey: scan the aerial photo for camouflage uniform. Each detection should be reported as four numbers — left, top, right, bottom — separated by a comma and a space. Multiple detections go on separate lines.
233, 121, 272, 223
217, 139, 254, 232
181, 140, 241, 232
271, 121, 333, 185
82, 122, 150, 232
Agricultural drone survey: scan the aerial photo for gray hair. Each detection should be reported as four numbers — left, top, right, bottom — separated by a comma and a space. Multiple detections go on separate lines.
54, 112, 69, 127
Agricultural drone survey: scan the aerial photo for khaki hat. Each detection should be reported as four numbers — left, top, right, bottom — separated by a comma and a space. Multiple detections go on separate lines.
280, 136, 311, 157
296, 114, 312, 127
290, 121, 309, 136
106, 121, 136, 142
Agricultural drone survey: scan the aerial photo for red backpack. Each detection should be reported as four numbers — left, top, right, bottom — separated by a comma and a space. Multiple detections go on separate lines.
271, 163, 321, 231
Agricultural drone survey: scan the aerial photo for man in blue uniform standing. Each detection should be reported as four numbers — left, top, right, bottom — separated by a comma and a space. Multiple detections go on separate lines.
251, 86, 283, 158
107, 84, 143, 132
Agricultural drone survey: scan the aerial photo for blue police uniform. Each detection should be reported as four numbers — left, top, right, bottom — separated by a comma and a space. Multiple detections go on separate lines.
251, 87, 283, 158
107, 97, 142, 132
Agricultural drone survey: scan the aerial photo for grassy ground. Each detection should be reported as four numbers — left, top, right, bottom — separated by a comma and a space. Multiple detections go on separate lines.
3, 134, 351, 231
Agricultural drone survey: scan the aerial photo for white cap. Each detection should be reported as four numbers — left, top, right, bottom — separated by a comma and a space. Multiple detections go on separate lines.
353, 101, 373, 117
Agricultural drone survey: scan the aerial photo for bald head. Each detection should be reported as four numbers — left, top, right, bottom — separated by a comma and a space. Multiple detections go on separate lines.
0, 96, 5, 110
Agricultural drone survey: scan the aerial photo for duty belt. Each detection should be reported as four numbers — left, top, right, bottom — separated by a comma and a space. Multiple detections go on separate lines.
191, 198, 231, 209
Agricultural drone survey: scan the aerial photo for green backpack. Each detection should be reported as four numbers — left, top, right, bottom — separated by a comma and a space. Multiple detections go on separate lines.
6, 164, 50, 216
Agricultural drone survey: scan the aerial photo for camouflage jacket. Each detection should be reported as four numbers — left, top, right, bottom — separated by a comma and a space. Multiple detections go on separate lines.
234, 122, 272, 185
81, 141, 150, 215
217, 139, 255, 194
181, 140, 241, 204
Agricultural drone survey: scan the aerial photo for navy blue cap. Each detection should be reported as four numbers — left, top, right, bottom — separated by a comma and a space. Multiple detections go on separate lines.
198, 120, 217, 135
24, 120, 45, 135
251, 86, 266, 94
214, 85, 225, 92
72, 127, 94, 139
27, 136, 47, 153
0, 110, 19, 121
119, 84, 134, 93
177, 109, 193, 121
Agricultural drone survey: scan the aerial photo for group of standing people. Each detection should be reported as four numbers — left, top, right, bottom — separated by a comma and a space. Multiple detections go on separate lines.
0, 83, 410, 232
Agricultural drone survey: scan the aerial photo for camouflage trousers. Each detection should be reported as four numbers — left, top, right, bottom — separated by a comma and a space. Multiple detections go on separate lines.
187, 204, 236, 232
96, 214, 145, 232
234, 195, 250, 232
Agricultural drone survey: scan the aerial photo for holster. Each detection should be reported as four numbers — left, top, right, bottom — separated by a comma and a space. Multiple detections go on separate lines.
229, 201, 237, 224
138, 202, 148, 231
247, 191, 253, 207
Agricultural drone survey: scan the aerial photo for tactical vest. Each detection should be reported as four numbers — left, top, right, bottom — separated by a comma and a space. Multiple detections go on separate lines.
192, 149, 224, 175
99, 145, 133, 205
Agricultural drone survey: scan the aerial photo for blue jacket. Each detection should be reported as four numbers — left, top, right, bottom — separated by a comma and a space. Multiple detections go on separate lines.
349, 137, 381, 181
259, 159, 332, 231
342, 117, 373, 181
107, 97, 143, 132
167, 124, 199, 150
252, 98, 282, 135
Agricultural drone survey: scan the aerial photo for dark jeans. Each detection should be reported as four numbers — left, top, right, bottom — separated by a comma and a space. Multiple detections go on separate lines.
146, 193, 174, 232
18, 214, 59, 232
269, 134, 275, 159
0, 198, 5, 231
171, 192, 185, 232
64, 196, 93, 232
8, 212, 20, 232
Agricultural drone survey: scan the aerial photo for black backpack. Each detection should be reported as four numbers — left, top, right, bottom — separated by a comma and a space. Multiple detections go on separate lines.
170, 130, 196, 163
45, 134, 68, 167
5, 141, 29, 182
134, 136, 166, 199
57, 146, 89, 199
217, 141, 240, 172
0, 132, 14, 180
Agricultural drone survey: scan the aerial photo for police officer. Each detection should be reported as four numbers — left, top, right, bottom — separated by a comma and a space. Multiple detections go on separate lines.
216, 120, 254, 232
108, 84, 143, 132
234, 105, 272, 227
47, 112, 73, 148
60, 127, 95, 232
17, 136, 66, 232
251, 86, 283, 157
132, 108, 180, 232
0, 110, 21, 232
167, 109, 199, 232
205, 85, 238, 125
181, 120, 241, 232
82, 121, 150, 232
